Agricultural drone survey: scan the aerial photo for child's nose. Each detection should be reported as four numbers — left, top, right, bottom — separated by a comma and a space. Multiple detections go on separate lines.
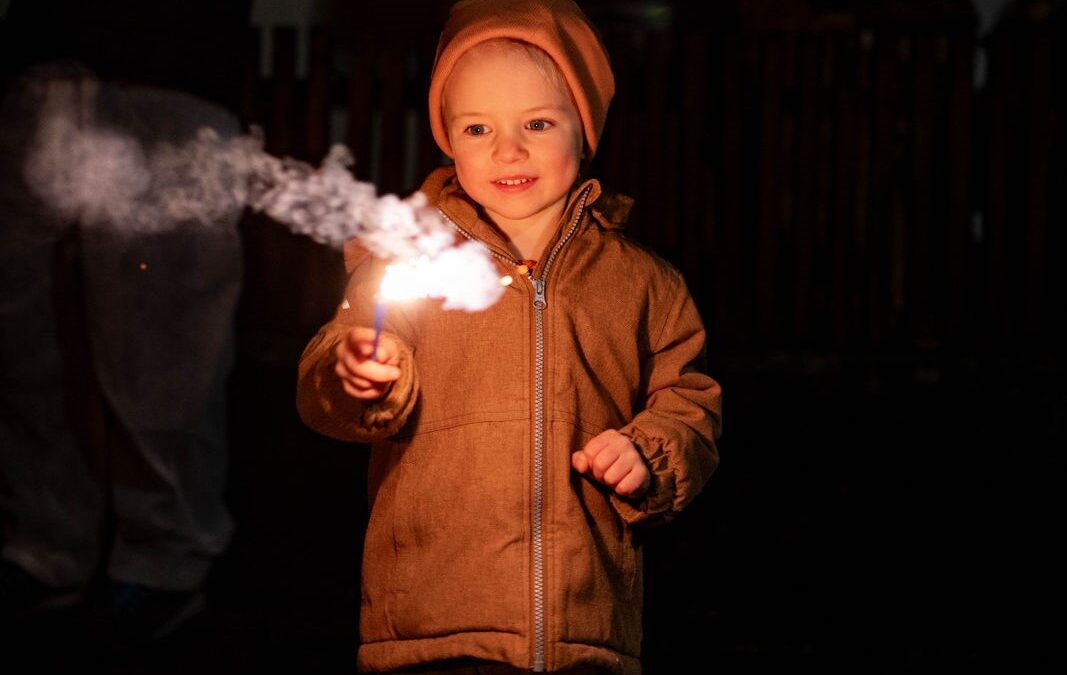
492, 133, 528, 163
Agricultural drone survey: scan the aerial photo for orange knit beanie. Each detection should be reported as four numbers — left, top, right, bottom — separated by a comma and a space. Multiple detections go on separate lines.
428, 0, 615, 160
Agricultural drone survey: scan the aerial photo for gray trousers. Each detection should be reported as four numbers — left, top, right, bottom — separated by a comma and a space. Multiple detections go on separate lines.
0, 66, 242, 590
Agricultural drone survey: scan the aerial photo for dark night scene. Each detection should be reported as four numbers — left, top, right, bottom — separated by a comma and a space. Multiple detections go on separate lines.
0, 0, 1062, 673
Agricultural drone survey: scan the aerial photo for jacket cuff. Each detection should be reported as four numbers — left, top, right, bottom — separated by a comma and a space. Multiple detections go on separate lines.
610, 427, 679, 526
355, 335, 418, 437
297, 330, 418, 442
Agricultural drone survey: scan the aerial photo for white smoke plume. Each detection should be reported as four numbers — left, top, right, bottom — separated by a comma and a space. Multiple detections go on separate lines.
22, 90, 504, 312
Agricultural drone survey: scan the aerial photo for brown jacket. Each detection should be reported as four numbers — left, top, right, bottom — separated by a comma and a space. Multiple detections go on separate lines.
297, 166, 722, 674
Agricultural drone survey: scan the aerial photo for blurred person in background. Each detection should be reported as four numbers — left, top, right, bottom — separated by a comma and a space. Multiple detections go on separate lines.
0, 0, 250, 644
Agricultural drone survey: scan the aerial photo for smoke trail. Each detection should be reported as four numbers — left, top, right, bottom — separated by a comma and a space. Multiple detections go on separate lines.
22, 84, 504, 312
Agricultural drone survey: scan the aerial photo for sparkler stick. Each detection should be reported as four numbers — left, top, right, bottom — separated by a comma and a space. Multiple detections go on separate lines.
371, 296, 386, 362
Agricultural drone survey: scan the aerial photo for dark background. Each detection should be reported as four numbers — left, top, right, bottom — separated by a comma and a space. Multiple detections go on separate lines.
1, 0, 1063, 672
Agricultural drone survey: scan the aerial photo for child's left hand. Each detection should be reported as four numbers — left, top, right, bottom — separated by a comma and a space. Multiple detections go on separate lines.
572, 430, 651, 499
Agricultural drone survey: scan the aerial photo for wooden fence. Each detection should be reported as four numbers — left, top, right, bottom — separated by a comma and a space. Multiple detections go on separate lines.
234, 11, 1064, 367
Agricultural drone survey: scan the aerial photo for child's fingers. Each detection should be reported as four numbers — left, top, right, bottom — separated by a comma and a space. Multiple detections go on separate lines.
601, 456, 630, 487
336, 342, 399, 380
589, 444, 620, 482
614, 466, 650, 498
342, 327, 402, 365
344, 327, 374, 346
571, 450, 589, 473
374, 335, 402, 365
581, 430, 615, 460
354, 359, 401, 383
335, 350, 362, 378
348, 375, 373, 391
581, 431, 621, 480
335, 340, 363, 375
342, 379, 385, 400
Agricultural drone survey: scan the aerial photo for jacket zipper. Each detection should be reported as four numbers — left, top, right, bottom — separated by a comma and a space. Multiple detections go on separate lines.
439, 186, 592, 672
528, 187, 589, 671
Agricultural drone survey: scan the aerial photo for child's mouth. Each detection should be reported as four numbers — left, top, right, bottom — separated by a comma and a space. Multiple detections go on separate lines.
493, 176, 536, 192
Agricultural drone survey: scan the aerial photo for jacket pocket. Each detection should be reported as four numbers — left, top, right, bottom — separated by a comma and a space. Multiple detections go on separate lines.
385, 420, 530, 639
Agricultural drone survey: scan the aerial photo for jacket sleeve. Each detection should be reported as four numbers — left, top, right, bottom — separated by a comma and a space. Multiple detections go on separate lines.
295, 252, 419, 442
613, 272, 722, 526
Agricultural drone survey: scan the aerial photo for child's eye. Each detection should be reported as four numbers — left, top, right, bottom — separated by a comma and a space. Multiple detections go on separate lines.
527, 119, 554, 132
464, 124, 488, 136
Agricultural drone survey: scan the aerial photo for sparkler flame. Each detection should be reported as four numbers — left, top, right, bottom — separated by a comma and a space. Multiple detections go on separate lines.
380, 259, 432, 303
377, 241, 503, 310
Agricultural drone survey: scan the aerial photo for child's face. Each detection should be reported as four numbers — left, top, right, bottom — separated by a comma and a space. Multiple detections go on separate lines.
443, 46, 584, 231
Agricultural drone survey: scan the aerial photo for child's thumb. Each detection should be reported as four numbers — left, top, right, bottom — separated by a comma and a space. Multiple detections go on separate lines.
571, 450, 589, 473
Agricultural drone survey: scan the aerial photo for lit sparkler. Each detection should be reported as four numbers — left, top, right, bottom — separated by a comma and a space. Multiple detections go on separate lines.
374, 258, 428, 356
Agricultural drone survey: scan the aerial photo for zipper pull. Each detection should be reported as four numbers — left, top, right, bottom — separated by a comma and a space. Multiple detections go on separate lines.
516, 259, 537, 276
531, 277, 547, 310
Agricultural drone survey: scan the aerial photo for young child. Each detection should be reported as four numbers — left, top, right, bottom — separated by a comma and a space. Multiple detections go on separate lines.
297, 1, 722, 672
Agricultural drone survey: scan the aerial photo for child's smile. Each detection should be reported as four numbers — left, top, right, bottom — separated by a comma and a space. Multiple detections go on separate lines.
493, 175, 537, 192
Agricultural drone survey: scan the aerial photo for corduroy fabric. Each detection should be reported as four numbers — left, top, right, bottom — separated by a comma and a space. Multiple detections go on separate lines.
427, 0, 615, 160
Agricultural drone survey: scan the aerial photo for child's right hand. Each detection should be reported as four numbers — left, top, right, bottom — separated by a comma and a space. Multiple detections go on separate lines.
334, 327, 402, 400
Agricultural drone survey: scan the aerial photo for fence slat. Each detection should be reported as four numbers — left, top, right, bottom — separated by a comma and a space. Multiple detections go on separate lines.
346, 33, 375, 181
986, 36, 1011, 347
305, 26, 331, 163
1025, 37, 1051, 339
947, 35, 973, 347
756, 36, 784, 343
910, 34, 936, 342
831, 33, 860, 349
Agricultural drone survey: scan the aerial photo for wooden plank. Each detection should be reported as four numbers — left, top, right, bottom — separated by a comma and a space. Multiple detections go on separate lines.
909, 34, 936, 343
715, 32, 746, 347
346, 33, 375, 181
594, 29, 629, 197
791, 33, 819, 344
269, 26, 297, 156
1024, 37, 1051, 340
812, 34, 837, 347
779, 31, 798, 346
645, 31, 679, 258
831, 32, 861, 349
414, 30, 444, 190
946, 34, 973, 347
755, 35, 784, 343
866, 31, 899, 349
680, 29, 713, 305
623, 30, 650, 245
239, 27, 262, 129
985, 36, 1011, 346
237, 26, 304, 352
377, 41, 408, 194
889, 35, 911, 347
305, 26, 332, 163
925, 34, 954, 350
298, 26, 346, 334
